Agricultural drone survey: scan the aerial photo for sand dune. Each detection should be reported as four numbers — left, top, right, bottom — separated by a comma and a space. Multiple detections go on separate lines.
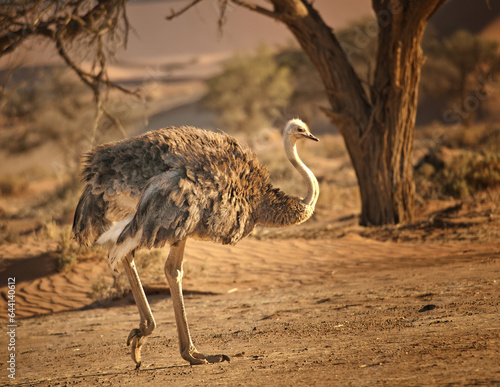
1, 233, 497, 320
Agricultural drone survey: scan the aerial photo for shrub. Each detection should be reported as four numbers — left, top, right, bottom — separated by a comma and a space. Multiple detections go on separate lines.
441, 152, 500, 198
0, 175, 28, 197
90, 274, 129, 304
415, 149, 500, 199
204, 45, 293, 134
420, 30, 500, 126
56, 226, 79, 272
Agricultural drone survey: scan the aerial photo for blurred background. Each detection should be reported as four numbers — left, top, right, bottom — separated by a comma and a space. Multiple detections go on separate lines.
1, 0, 499, 277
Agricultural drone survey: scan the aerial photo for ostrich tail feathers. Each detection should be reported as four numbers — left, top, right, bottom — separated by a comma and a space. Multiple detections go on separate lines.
96, 216, 134, 246
107, 230, 143, 272
96, 216, 142, 272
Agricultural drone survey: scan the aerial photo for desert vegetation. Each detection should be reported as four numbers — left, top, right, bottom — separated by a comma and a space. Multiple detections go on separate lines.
203, 45, 294, 134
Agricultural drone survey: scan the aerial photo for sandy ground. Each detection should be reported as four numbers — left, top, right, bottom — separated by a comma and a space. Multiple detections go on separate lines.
1, 227, 499, 386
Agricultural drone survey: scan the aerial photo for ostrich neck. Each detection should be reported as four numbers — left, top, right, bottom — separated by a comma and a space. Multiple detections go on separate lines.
284, 136, 319, 209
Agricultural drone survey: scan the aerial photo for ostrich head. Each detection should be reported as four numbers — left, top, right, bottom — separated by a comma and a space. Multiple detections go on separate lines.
283, 119, 319, 143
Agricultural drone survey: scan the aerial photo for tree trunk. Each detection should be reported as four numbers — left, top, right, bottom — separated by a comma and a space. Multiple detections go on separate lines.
351, 1, 442, 225
254, 0, 445, 225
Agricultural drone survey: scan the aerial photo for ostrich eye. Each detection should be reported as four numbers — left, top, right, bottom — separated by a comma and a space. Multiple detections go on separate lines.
297, 127, 305, 132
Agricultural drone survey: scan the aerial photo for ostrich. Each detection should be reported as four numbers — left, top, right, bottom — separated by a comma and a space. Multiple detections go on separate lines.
72, 119, 319, 368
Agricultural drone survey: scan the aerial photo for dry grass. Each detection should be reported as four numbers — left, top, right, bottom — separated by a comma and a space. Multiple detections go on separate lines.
0, 223, 22, 244
415, 123, 500, 200
56, 225, 79, 272
36, 219, 60, 240
440, 151, 500, 198
0, 175, 28, 197
416, 123, 500, 153
13, 177, 83, 224
90, 274, 129, 304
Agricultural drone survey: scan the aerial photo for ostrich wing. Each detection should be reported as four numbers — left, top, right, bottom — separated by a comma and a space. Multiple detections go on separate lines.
109, 169, 257, 268
116, 171, 197, 247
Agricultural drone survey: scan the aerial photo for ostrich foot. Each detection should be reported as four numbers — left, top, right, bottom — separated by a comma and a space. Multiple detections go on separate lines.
127, 328, 148, 369
182, 347, 230, 365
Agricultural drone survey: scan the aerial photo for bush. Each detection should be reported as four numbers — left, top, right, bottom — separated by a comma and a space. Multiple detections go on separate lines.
90, 274, 129, 304
444, 125, 500, 153
441, 152, 500, 198
1, 68, 92, 154
415, 149, 500, 199
204, 45, 293, 134
420, 30, 500, 126
56, 226, 79, 272
0, 175, 28, 197
275, 48, 327, 125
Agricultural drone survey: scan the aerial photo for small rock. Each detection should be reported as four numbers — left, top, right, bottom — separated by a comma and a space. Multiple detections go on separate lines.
419, 304, 437, 312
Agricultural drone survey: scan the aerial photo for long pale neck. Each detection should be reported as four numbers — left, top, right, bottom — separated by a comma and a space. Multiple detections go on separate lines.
284, 136, 319, 209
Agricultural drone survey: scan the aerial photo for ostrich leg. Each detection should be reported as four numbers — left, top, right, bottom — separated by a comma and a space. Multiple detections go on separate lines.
122, 256, 156, 369
164, 239, 230, 365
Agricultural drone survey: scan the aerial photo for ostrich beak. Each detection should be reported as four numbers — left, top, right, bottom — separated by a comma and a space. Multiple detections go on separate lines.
304, 132, 319, 142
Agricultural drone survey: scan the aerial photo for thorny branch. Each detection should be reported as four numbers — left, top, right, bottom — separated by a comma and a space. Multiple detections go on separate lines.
165, 0, 204, 21
165, 0, 281, 26
0, 0, 137, 145
230, 0, 281, 20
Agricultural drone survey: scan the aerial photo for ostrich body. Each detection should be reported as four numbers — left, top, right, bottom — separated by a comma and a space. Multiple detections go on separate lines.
72, 119, 319, 367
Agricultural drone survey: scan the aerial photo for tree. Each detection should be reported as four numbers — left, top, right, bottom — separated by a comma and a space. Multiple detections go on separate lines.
1, 0, 447, 226
1, 69, 93, 156
335, 17, 379, 88
0, 0, 133, 144
194, 0, 444, 225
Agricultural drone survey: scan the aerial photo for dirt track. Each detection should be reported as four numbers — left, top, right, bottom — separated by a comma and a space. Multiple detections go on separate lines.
1, 235, 499, 386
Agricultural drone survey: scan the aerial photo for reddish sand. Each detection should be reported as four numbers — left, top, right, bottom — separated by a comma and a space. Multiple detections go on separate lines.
1, 213, 499, 385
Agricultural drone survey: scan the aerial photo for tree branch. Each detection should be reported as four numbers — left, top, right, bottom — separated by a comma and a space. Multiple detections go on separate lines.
1, 0, 137, 145
230, 0, 282, 20
166, 0, 204, 21
260, 0, 371, 124
373, 0, 446, 92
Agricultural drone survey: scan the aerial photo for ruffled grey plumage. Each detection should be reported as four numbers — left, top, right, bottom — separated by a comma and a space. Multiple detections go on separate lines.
73, 125, 316, 255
